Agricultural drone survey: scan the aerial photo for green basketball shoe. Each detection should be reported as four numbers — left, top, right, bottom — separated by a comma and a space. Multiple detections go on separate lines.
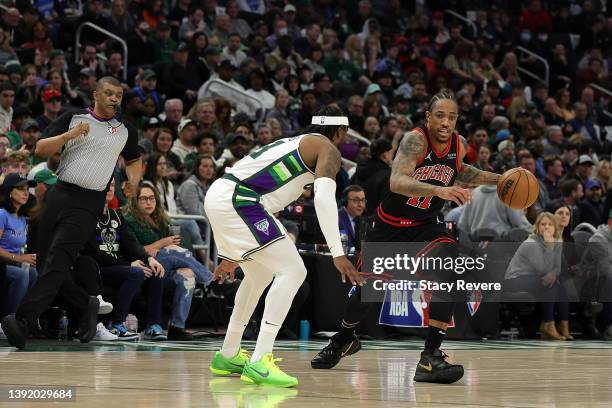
210, 348, 251, 376
240, 353, 298, 388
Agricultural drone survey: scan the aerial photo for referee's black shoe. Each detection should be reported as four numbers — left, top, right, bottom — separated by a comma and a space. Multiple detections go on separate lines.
311, 333, 361, 369
413, 349, 464, 384
78, 296, 100, 343
1, 314, 28, 349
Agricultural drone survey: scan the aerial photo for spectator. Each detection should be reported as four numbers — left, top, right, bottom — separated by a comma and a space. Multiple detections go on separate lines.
593, 160, 612, 194
133, 70, 161, 115
179, 6, 205, 42
214, 98, 232, 137
252, 124, 274, 149
474, 145, 494, 172
161, 99, 183, 135
0, 133, 9, 161
542, 126, 564, 156
339, 185, 365, 252
75, 68, 97, 109
162, 42, 203, 108
76, 0, 112, 46
197, 60, 243, 100
124, 182, 215, 340
380, 116, 399, 143
265, 89, 295, 138
1, 151, 30, 180
294, 23, 321, 57
218, 133, 250, 168
222, 33, 247, 68
109, 0, 135, 38
171, 118, 199, 165
465, 126, 488, 164
579, 180, 605, 227
567, 102, 599, 143
542, 155, 564, 202
0, 82, 15, 133
564, 154, 594, 185
185, 133, 219, 170
177, 155, 216, 219
152, 128, 182, 183
101, 50, 125, 82
17, 119, 40, 162
581, 209, 612, 340
363, 116, 380, 140
31, 169, 56, 200
35, 89, 62, 132
458, 183, 531, 238
192, 99, 221, 138
350, 138, 392, 215
493, 140, 516, 173
226, 0, 252, 39
83, 179, 165, 341
505, 212, 569, 341
266, 35, 303, 74
0, 174, 37, 316
144, 153, 178, 214
547, 179, 584, 229
245, 69, 275, 111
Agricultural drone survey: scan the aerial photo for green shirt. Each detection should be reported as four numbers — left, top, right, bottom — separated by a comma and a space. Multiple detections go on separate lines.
124, 212, 169, 246
322, 56, 361, 83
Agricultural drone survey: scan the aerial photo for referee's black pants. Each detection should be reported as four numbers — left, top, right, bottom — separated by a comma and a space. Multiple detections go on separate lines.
16, 182, 106, 321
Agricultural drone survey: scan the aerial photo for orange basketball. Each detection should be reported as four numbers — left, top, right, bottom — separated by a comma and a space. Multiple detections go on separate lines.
497, 168, 540, 210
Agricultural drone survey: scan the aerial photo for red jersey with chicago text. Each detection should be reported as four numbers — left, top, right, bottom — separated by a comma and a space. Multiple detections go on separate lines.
379, 125, 462, 222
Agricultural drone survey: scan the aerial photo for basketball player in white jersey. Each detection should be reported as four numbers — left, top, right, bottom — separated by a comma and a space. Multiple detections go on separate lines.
205, 106, 364, 387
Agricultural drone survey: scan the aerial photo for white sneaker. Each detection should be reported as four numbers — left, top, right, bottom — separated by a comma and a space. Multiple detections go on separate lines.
97, 295, 113, 315
94, 323, 118, 341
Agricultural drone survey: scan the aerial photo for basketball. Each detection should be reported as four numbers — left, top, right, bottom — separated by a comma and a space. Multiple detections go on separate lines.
497, 168, 540, 210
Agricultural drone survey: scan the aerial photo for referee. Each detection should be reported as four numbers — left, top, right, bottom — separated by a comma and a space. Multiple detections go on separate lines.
1, 77, 141, 349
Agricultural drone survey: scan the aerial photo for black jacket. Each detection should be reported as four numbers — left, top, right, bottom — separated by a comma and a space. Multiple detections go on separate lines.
82, 208, 149, 267
350, 158, 391, 215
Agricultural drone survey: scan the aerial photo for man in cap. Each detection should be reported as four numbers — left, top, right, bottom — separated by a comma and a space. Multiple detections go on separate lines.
32, 168, 57, 199
197, 59, 243, 100
163, 42, 205, 106
579, 179, 605, 227
171, 118, 199, 164
18, 119, 40, 160
75, 68, 97, 108
35, 89, 63, 132
133, 69, 161, 114
218, 133, 250, 168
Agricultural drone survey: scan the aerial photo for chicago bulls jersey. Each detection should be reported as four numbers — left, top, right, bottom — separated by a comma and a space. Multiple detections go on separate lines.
379, 126, 462, 222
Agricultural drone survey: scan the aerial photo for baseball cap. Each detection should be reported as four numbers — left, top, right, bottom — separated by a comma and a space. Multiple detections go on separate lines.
49, 49, 64, 59
578, 154, 594, 166
20, 118, 39, 132
364, 83, 382, 96
42, 88, 62, 103
79, 67, 96, 77
227, 133, 248, 144
498, 140, 514, 152
496, 129, 511, 142
284, 4, 296, 13
33, 169, 58, 185
139, 69, 157, 81
205, 46, 222, 56
584, 179, 602, 190
176, 42, 189, 52
4, 60, 22, 75
144, 117, 160, 129
1, 173, 36, 192
178, 117, 197, 134
217, 60, 237, 70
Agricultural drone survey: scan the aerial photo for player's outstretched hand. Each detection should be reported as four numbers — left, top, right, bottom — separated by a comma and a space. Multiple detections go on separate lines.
436, 186, 471, 206
333, 256, 365, 286
213, 259, 239, 284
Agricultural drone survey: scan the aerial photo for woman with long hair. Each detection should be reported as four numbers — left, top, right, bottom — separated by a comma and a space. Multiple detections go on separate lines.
555, 88, 576, 122
177, 155, 216, 220
18, 64, 43, 110
123, 182, 213, 340
189, 32, 209, 65
0, 174, 37, 316
505, 212, 570, 340
593, 160, 612, 193
152, 127, 182, 182
45, 68, 83, 108
215, 97, 232, 136
21, 21, 53, 62
109, 0, 135, 38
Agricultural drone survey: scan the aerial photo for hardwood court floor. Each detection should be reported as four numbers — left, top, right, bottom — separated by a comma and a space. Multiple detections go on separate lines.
1, 339, 612, 407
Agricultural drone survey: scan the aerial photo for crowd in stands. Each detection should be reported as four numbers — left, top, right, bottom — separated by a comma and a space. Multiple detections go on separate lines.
0, 0, 611, 341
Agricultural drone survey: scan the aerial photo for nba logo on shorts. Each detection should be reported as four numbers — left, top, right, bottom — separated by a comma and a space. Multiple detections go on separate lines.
255, 219, 270, 236
467, 290, 482, 316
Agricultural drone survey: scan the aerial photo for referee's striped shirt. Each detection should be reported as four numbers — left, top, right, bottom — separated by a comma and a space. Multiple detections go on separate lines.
42, 109, 140, 191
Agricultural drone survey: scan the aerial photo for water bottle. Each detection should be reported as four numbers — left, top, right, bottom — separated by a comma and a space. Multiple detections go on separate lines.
339, 229, 349, 254
125, 314, 138, 333
58, 310, 69, 341
299, 320, 310, 341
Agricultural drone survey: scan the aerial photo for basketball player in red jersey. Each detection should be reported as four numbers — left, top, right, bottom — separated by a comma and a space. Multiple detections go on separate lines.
312, 90, 501, 384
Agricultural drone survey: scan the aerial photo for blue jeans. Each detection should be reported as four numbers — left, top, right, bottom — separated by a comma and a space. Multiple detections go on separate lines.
156, 248, 212, 328
6, 265, 38, 314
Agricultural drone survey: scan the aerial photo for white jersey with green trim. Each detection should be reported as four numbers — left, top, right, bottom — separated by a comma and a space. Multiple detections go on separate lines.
225, 134, 316, 213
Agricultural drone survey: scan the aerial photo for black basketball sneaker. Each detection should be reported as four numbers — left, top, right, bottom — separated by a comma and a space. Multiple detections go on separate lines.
414, 349, 464, 384
311, 333, 362, 369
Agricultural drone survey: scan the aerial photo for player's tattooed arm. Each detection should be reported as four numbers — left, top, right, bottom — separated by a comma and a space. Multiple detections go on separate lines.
314, 142, 341, 179
455, 164, 500, 186
455, 136, 500, 186
389, 131, 440, 197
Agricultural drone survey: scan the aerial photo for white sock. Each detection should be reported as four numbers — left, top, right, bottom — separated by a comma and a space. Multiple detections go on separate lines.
251, 320, 281, 362
220, 321, 247, 358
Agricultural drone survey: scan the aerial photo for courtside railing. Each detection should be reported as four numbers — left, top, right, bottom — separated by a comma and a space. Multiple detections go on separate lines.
444, 10, 478, 38
200, 79, 266, 124
169, 213, 217, 267
514, 46, 550, 88
75, 22, 128, 81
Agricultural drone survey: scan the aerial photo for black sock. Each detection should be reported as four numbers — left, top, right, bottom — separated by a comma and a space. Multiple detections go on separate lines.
335, 319, 359, 343
424, 326, 446, 353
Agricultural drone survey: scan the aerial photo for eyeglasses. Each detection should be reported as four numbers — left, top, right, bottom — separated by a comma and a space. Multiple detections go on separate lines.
138, 195, 156, 203
348, 198, 367, 204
